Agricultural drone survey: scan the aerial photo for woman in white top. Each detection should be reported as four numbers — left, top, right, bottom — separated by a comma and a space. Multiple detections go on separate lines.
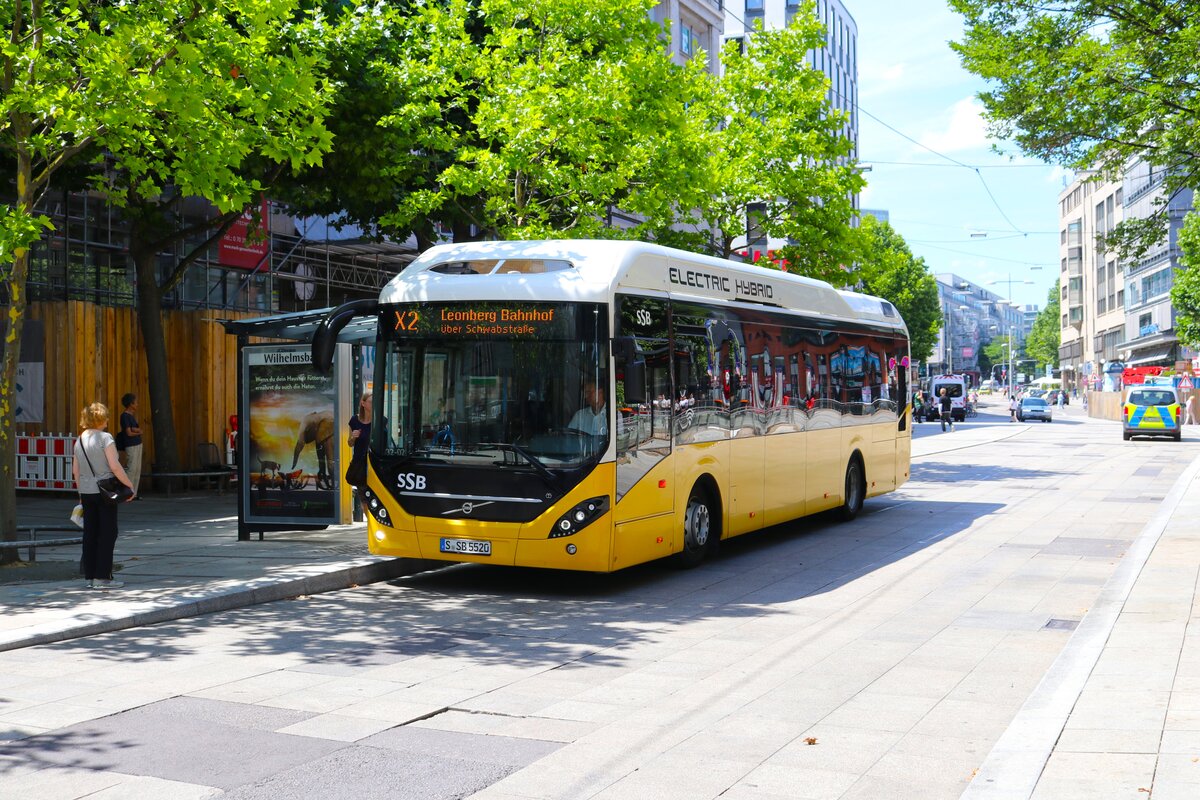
72, 402, 135, 590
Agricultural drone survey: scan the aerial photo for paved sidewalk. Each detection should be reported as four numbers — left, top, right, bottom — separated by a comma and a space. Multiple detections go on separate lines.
9, 411, 1200, 799
964, 450, 1200, 799
1, 413, 1044, 654
2, 493, 433, 653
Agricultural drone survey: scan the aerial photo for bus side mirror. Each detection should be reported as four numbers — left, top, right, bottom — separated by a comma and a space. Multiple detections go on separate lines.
313, 299, 379, 374
613, 337, 647, 404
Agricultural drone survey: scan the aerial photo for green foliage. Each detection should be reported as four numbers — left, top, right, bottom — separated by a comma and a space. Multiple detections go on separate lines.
949, 1, 1200, 259
982, 333, 1015, 373
1, 0, 337, 505
855, 216, 941, 363
680, 14, 865, 282
0, 208, 53, 276
364, 0, 704, 241
320, 0, 862, 269
1172, 216, 1200, 349
0, 1, 333, 224
1025, 280, 1062, 372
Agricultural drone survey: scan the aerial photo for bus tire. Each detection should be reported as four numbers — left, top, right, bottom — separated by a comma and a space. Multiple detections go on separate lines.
675, 484, 717, 569
840, 456, 865, 522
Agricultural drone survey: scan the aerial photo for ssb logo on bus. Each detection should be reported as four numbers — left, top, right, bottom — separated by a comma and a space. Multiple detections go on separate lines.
397, 473, 427, 491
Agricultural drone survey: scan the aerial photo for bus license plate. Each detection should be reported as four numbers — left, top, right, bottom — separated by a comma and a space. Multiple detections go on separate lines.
440, 538, 492, 556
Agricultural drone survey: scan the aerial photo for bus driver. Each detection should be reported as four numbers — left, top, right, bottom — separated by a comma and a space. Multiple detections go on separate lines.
567, 381, 608, 436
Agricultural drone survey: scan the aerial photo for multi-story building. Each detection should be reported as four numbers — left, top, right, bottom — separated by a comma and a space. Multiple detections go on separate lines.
1058, 172, 1126, 392
658, 0, 725, 75
730, 0, 858, 160
1058, 164, 1195, 393
1120, 161, 1196, 372
933, 273, 1026, 381
727, 0, 859, 261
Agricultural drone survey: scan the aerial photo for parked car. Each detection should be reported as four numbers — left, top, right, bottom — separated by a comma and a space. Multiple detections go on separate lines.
1123, 386, 1182, 441
1017, 396, 1052, 423
1045, 389, 1069, 405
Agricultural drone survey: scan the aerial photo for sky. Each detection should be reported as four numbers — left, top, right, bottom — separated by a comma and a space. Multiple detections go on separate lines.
851, 0, 1064, 311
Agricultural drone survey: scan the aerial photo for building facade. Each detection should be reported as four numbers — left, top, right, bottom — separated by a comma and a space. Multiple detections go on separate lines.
1058, 172, 1126, 392
726, 0, 859, 261
933, 273, 1026, 381
658, 0, 726, 75
1120, 161, 1196, 371
729, 0, 858, 162
1058, 164, 1195, 393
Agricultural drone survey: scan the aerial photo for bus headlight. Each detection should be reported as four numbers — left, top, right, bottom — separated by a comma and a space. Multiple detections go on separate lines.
549, 496, 609, 539
361, 488, 392, 527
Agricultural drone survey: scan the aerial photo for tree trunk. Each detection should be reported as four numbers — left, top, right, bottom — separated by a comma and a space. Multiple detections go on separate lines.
0, 145, 34, 563
0, 249, 30, 563
130, 227, 181, 476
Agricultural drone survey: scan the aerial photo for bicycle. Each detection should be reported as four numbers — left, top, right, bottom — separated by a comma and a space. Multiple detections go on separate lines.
966, 402, 978, 419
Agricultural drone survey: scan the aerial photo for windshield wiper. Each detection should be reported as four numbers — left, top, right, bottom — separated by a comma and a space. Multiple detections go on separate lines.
482, 442, 557, 482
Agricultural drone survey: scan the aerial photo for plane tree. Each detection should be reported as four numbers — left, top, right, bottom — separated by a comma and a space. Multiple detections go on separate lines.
950, 1, 1200, 344
0, 0, 334, 557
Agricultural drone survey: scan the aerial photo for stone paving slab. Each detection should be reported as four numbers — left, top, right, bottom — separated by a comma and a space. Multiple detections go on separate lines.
961, 450, 1200, 799
2, 493, 440, 652
4, 401, 1200, 800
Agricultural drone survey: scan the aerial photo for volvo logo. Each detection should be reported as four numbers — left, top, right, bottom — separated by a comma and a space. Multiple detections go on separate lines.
442, 500, 495, 516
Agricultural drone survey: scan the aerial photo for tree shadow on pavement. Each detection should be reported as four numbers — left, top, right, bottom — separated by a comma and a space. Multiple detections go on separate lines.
20, 496, 1003, 679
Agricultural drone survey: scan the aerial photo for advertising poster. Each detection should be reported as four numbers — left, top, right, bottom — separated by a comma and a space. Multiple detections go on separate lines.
242, 344, 344, 525
1, 319, 44, 423
220, 196, 270, 269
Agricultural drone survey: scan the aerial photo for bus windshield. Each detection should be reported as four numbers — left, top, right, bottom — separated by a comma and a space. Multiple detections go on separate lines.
374, 301, 609, 471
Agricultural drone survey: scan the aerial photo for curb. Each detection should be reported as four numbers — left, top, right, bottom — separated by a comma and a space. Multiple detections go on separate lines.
0, 557, 441, 654
960, 451, 1200, 799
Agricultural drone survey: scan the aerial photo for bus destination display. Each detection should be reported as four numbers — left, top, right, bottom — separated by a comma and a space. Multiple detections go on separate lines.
391, 303, 573, 338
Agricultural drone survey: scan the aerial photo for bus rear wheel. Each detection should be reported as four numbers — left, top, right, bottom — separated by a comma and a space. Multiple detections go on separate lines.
840, 457, 865, 522
675, 485, 717, 569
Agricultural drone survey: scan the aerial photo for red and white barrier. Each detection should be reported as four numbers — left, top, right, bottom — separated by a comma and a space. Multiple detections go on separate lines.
16, 434, 76, 491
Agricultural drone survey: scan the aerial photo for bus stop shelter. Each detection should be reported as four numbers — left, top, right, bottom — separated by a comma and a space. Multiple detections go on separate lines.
221, 308, 379, 541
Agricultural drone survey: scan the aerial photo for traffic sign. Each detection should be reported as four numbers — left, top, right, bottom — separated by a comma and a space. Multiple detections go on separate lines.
1179, 376, 1194, 390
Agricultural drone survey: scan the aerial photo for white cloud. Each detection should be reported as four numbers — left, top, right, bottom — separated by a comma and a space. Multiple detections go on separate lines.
859, 60, 906, 96
919, 97, 991, 154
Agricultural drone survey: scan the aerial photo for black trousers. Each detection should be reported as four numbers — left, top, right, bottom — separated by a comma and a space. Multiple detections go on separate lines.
80, 492, 119, 580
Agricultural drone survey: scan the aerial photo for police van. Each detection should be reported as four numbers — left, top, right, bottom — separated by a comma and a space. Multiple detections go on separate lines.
927, 374, 969, 422
1122, 381, 1182, 442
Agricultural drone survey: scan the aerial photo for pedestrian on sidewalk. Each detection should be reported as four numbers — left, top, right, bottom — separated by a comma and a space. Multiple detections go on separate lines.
1185, 392, 1198, 425
939, 387, 954, 432
346, 391, 372, 515
1009, 393, 1018, 422
117, 392, 143, 499
72, 402, 134, 590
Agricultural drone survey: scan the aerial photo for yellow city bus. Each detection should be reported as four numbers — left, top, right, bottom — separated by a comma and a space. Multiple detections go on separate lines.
313, 240, 912, 571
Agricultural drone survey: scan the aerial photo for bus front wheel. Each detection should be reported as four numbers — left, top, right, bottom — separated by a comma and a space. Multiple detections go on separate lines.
840, 457, 865, 522
675, 485, 717, 569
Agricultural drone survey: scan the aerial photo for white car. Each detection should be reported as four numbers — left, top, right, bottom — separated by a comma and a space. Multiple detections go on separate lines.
1017, 396, 1052, 423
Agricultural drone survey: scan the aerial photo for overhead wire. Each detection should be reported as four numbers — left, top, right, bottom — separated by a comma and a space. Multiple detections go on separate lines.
857, 104, 1032, 235
719, 9, 1050, 248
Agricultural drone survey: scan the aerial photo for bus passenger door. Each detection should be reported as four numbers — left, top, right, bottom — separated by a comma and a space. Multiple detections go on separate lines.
867, 344, 898, 493
611, 295, 676, 570
895, 351, 911, 487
